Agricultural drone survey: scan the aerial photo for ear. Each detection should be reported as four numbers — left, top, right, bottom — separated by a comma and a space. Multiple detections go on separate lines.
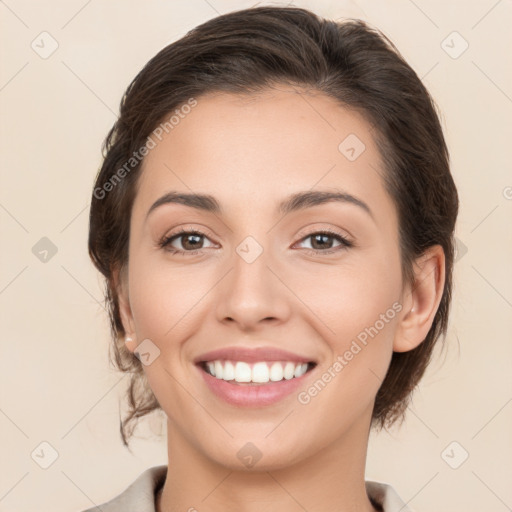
393, 245, 446, 353
114, 265, 137, 354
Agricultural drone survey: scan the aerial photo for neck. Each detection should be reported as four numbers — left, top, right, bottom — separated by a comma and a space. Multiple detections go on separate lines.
157, 409, 377, 512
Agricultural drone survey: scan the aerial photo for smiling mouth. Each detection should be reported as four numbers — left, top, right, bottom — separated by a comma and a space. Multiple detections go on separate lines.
198, 360, 317, 385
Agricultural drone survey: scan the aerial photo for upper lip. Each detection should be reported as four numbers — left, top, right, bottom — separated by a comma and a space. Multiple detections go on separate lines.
194, 346, 316, 364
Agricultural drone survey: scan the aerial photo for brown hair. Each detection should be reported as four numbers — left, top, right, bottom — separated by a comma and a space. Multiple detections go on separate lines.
88, 6, 459, 447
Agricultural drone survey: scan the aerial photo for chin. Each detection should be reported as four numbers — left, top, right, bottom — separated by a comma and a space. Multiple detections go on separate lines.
204, 435, 316, 473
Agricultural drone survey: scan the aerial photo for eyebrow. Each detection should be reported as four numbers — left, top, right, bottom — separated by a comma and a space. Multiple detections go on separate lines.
146, 190, 374, 221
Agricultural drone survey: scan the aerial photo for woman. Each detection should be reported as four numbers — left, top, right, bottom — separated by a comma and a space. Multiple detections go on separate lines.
85, 5, 458, 511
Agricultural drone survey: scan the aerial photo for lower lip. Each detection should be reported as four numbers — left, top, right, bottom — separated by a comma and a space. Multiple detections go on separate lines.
196, 364, 314, 407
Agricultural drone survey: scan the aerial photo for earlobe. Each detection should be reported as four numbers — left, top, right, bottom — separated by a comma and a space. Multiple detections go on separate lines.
124, 335, 137, 352
393, 245, 445, 353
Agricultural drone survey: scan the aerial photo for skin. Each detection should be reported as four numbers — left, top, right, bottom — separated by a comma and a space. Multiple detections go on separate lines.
116, 85, 445, 512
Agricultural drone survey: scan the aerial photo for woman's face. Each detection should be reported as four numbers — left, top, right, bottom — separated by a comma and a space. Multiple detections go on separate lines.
120, 86, 412, 470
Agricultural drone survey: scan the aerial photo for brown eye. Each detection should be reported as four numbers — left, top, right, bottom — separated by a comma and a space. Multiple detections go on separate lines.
296, 230, 353, 253
159, 229, 215, 255
176, 233, 204, 250
310, 233, 336, 250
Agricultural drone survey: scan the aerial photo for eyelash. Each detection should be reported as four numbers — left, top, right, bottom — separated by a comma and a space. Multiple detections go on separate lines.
158, 227, 353, 256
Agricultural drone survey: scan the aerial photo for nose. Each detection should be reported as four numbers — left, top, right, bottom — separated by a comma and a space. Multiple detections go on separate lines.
215, 244, 291, 331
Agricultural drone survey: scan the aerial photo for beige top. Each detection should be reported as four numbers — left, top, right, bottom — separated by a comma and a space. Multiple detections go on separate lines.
79, 465, 412, 512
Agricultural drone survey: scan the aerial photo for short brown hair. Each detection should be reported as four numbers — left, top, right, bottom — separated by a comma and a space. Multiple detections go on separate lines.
88, 6, 459, 447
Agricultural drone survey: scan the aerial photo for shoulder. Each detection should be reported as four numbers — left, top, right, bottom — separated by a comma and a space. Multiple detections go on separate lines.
365, 480, 412, 512
77, 465, 167, 512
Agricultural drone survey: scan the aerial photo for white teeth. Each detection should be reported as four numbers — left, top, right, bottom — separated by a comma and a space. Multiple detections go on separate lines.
203, 360, 312, 383
294, 363, 308, 378
234, 361, 251, 382
214, 360, 223, 380
222, 361, 235, 381
269, 362, 284, 381
252, 362, 270, 383
283, 362, 295, 380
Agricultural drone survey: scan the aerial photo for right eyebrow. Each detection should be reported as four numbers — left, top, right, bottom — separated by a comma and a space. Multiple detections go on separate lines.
146, 191, 222, 220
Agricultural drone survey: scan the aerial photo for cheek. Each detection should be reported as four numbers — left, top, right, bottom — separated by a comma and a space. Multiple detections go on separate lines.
294, 267, 401, 431
125, 257, 208, 417
288, 249, 402, 414
290, 251, 402, 346
127, 253, 214, 343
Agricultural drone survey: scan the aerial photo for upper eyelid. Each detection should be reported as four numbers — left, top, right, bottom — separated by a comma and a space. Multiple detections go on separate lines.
295, 225, 351, 240
161, 225, 215, 241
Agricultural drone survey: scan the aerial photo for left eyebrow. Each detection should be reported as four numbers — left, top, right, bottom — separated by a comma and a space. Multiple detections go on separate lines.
145, 189, 374, 222
278, 190, 374, 221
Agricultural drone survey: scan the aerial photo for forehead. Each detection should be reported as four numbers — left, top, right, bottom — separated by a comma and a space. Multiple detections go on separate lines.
133, 86, 394, 223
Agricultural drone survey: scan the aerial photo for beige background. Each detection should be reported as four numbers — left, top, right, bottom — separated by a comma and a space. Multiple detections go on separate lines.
1, 0, 511, 511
